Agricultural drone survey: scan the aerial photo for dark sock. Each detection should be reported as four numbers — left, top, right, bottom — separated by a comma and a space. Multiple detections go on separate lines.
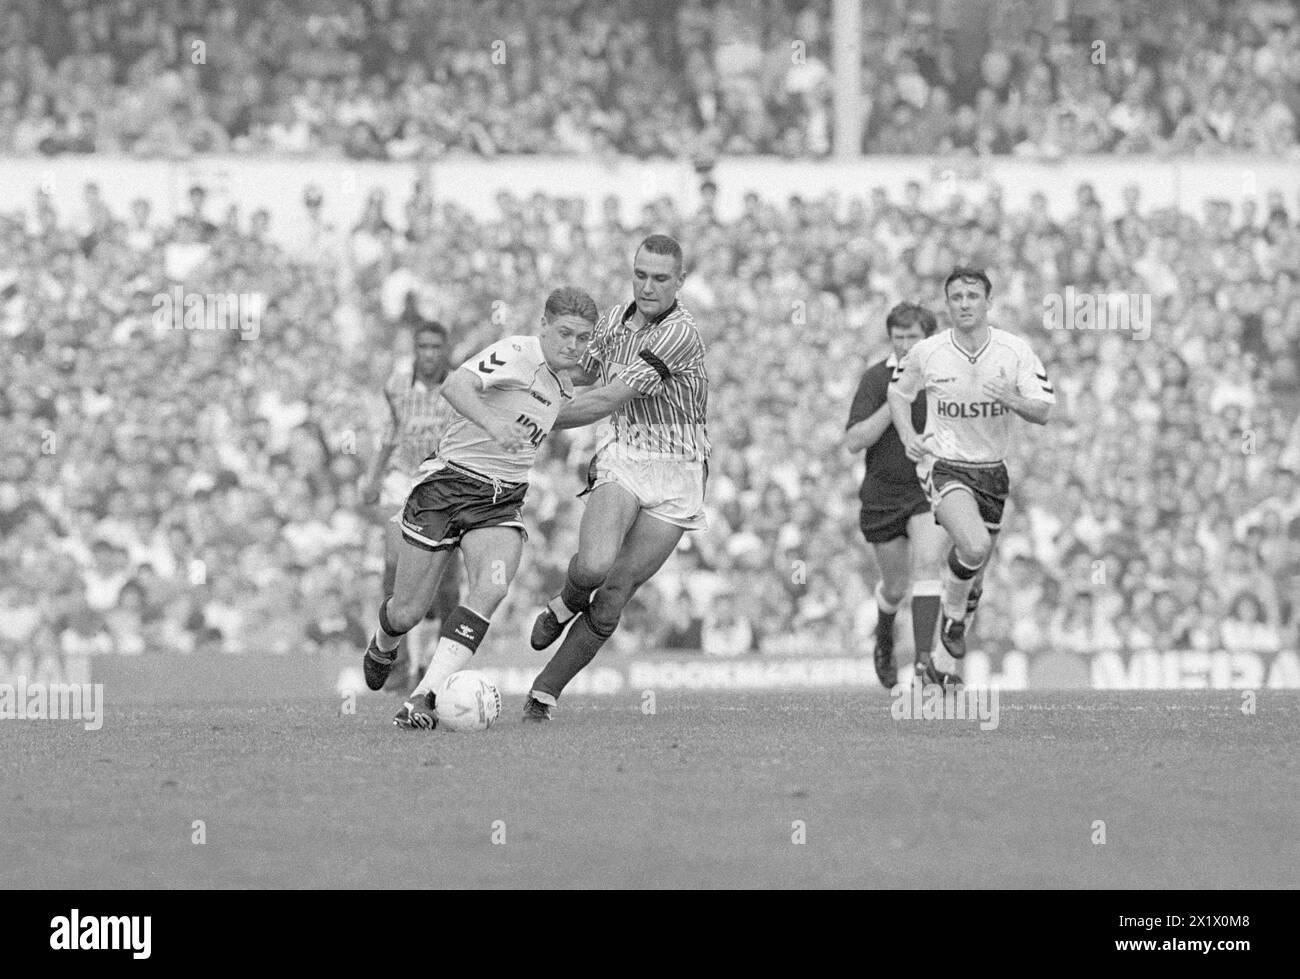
552, 556, 598, 620
531, 614, 613, 701
374, 597, 409, 654
911, 580, 942, 664
875, 609, 896, 637
440, 605, 491, 653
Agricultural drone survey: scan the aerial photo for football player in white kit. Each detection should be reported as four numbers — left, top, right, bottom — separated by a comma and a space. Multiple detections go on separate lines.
359, 287, 603, 729
888, 268, 1055, 675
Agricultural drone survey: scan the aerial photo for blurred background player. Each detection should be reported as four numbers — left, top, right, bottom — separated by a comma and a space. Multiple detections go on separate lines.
525, 234, 709, 721
361, 318, 460, 688
844, 302, 953, 688
360, 287, 604, 729
888, 268, 1055, 676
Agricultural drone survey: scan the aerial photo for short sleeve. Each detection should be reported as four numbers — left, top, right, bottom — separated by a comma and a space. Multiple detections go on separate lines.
1016, 344, 1057, 404
889, 349, 923, 401
461, 337, 535, 390
846, 367, 886, 430
578, 308, 614, 375
617, 321, 700, 396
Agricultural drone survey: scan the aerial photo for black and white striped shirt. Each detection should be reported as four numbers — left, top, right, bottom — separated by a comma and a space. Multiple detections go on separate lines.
582, 300, 710, 463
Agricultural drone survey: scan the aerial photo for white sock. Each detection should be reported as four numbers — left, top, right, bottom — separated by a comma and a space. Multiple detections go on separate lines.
548, 594, 580, 621
530, 689, 557, 706
412, 635, 474, 699
941, 564, 978, 621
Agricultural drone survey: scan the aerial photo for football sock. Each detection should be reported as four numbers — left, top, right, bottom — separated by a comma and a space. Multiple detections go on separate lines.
941, 548, 982, 620
531, 612, 614, 702
874, 582, 898, 647
911, 579, 942, 662
374, 598, 406, 654
412, 605, 491, 699
551, 556, 597, 621
548, 593, 582, 622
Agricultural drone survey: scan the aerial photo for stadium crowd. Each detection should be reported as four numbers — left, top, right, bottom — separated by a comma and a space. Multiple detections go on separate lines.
1, 0, 1297, 159
3, 164, 1299, 666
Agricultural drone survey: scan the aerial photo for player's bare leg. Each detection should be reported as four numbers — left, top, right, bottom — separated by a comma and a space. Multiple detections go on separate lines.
407, 552, 461, 684
379, 517, 420, 686
397, 527, 522, 729
365, 537, 454, 691
412, 556, 462, 682
906, 511, 954, 682
933, 490, 993, 660
528, 509, 683, 718
869, 536, 910, 687
962, 529, 998, 629
530, 481, 640, 649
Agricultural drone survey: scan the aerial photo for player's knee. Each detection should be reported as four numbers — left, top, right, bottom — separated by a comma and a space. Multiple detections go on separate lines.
384, 597, 423, 635
571, 551, 615, 588
951, 538, 989, 573
879, 578, 909, 606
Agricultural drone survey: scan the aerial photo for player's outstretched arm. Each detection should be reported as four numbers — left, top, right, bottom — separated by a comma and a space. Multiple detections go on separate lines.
441, 367, 530, 451
553, 378, 639, 430
844, 403, 892, 454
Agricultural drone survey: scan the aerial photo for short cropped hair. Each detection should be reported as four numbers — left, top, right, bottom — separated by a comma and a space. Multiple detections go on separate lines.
885, 302, 938, 337
413, 319, 447, 341
943, 266, 993, 299
637, 233, 684, 272
543, 286, 599, 324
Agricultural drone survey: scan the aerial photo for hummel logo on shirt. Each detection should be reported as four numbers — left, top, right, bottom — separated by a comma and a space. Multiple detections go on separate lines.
456, 624, 477, 641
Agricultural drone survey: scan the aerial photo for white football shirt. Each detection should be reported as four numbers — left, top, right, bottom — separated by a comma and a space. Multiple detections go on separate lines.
890, 326, 1055, 464
432, 335, 573, 483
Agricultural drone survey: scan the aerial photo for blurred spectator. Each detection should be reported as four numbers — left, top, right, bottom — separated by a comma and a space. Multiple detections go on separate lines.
1222, 592, 1281, 651
0, 0, 1294, 159
1, 151, 1298, 663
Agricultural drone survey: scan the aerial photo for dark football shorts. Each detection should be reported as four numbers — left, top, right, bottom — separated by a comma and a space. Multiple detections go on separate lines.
920, 458, 1010, 531
858, 479, 931, 544
397, 459, 529, 552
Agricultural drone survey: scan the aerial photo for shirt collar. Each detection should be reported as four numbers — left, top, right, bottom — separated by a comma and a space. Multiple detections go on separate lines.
619, 299, 678, 331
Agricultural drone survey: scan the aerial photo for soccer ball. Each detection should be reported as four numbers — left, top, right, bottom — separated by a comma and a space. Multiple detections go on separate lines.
435, 671, 502, 732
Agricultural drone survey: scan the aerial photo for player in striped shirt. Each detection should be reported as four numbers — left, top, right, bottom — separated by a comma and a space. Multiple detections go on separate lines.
888, 268, 1055, 668
522, 234, 709, 721
359, 287, 602, 729
361, 319, 461, 687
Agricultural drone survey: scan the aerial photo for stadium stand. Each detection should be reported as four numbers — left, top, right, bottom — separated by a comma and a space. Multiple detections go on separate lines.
0, 0, 1295, 158
2, 168, 1298, 663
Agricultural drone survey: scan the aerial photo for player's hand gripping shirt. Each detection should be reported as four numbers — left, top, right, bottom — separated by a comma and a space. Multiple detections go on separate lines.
581, 301, 710, 464
383, 357, 458, 475
430, 335, 574, 484
889, 326, 1055, 464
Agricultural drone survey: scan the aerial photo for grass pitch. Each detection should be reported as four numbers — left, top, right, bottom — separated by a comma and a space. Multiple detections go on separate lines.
2, 689, 1296, 889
